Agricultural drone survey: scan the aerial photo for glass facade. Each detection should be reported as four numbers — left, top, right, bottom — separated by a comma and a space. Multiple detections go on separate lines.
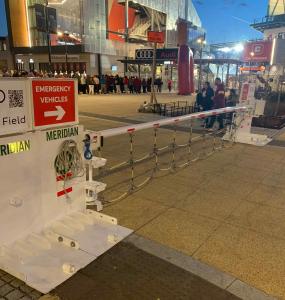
9, 0, 203, 56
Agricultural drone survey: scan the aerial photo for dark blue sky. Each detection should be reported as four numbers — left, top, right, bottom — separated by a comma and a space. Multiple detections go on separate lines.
194, 0, 268, 43
0, 0, 268, 42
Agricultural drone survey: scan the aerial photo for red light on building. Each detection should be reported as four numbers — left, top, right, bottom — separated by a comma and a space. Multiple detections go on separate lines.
240, 66, 266, 72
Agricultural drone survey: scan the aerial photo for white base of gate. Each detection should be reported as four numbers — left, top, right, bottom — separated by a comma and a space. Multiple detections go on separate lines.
0, 209, 132, 294
233, 132, 272, 147
223, 113, 272, 147
223, 131, 272, 147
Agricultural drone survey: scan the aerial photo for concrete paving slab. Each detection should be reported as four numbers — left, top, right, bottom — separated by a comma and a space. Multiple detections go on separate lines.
202, 176, 257, 198
194, 224, 285, 299
103, 195, 168, 230
262, 172, 285, 188
246, 184, 285, 208
52, 273, 95, 300
175, 188, 244, 221
133, 179, 194, 206
137, 207, 221, 256
222, 165, 270, 183
79, 115, 128, 131
225, 201, 285, 240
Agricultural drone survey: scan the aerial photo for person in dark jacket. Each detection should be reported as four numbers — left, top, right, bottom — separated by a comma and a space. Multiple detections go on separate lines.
201, 82, 214, 111
201, 82, 214, 127
226, 89, 238, 107
142, 78, 147, 93
207, 78, 226, 130
196, 90, 203, 110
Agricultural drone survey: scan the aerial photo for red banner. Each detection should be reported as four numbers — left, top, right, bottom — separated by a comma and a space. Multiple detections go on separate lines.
147, 31, 165, 43
243, 41, 272, 62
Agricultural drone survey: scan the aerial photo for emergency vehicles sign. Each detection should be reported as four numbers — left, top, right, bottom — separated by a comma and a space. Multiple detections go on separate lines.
0, 80, 31, 136
32, 80, 77, 128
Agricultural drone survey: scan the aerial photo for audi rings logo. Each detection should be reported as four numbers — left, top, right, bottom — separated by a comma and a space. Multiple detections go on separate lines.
0, 90, 5, 104
135, 49, 154, 59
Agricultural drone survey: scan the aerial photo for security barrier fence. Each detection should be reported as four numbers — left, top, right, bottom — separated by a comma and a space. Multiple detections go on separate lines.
89, 107, 247, 205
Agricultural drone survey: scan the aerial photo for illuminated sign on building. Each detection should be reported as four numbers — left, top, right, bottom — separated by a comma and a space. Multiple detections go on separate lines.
243, 41, 273, 62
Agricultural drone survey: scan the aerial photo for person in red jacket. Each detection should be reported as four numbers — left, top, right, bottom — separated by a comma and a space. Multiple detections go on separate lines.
207, 78, 225, 130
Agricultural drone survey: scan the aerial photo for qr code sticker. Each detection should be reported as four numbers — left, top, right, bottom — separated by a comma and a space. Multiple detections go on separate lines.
8, 90, 24, 108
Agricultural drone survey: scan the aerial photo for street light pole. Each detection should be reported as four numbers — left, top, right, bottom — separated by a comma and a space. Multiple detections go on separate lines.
150, 42, 157, 104
64, 31, 69, 71
44, 0, 52, 73
197, 38, 206, 91
124, 0, 129, 75
250, 51, 255, 81
198, 46, 203, 90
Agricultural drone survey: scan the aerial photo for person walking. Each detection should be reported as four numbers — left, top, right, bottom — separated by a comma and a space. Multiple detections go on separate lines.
115, 75, 120, 93
134, 77, 141, 94
157, 78, 163, 93
142, 78, 147, 93
129, 77, 134, 94
119, 76, 124, 93
93, 75, 100, 94
147, 78, 152, 92
87, 75, 94, 95
80, 73, 87, 94
100, 75, 106, 94
167, 79, 173, 92
123, 76, 129, 93
207, 78, 226, 130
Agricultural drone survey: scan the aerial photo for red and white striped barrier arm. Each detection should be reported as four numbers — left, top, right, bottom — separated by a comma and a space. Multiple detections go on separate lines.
89, 106, 248, 140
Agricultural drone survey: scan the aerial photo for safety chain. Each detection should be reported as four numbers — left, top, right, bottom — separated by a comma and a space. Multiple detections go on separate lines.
129, 132, 135, 192
153, 126, 159, 172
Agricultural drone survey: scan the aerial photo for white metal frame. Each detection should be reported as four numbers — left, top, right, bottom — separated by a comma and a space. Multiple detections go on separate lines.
89, 106, 248, 141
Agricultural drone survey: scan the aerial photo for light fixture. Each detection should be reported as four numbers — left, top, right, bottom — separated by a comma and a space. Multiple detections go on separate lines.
270, 38, 276, 65
250, 51, 255, 57
48, 0, 67, 5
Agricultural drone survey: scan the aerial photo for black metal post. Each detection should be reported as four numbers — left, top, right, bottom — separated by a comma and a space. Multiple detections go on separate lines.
44, 0, 52, 73
124, 0, 129, 76
198, 46, 203, 90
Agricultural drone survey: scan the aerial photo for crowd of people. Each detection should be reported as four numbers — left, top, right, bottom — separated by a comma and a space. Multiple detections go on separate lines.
76, 74, 171, 95
196, 77, 238, 131
1, 67, 237, 130
0, 68, 173, 95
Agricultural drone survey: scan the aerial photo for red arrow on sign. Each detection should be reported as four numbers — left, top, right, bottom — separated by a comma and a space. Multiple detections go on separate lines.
44, 106, 66, 121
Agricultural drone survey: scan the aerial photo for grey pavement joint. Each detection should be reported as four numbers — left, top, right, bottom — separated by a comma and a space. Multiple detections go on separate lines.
227, 280, 277, 300
126, 234, 278, 300
0, 285, 13, 297
5, 289, 24, 300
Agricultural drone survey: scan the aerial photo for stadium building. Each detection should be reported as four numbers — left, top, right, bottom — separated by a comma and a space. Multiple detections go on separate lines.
4, 0, 204, 78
